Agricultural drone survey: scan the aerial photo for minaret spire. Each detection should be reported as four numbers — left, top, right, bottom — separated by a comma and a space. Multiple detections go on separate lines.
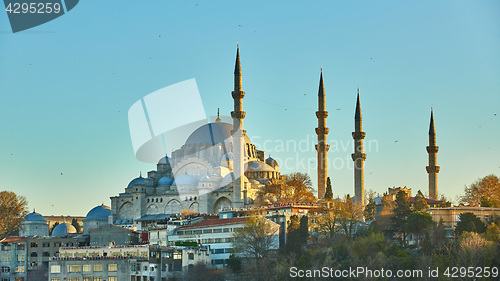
231, 44, 246, 208
215, 108, 221, 123
426, 108, 439, 200
352, 88, 366, 205
315, 68, 329, 199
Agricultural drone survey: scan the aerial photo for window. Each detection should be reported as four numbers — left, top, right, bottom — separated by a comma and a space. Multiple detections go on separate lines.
30, 242, 38, 247
213, 228, 222, 233
42, 242, 50, 247
43, 252, 50, 257
82, 264, 91, 272
51, 278, 61, 281
108, 264, 117, 272
188, 253, 194, 260
54, 242, 61, 247
68, 278, 80, 281
17, 254, 25, 262
67, 265, 81, 273
83, 278, 91, 281
108, 277, 117, 281
93, 264, 102, 272
1, 244, 11, 251
30, 252, 37, 257
1, 266, 10, 273
17, 244, 25, 250
212, 249, 224, 254
223, 228, 231, 232
93, 278, 102, 281
16, 266, 24, 273
0, 255, 11, 262
173, 252, 181, 259
162, 264, 167, 271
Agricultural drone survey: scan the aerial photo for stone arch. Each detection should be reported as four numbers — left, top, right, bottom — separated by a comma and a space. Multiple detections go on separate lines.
118, 202, 133, 220
213, 197, 232, 213
165, 199, 181, 214
146, 204, 159, 215
189, 202, 199, 212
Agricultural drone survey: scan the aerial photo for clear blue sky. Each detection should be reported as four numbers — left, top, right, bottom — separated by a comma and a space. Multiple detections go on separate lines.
0, 1, 499, 216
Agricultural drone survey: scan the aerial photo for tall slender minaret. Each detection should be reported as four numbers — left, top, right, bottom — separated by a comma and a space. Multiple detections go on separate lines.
231, 44, 246, 208
426, 108, 439, 200
352, 88, 366, 205
315, 69, 329, 199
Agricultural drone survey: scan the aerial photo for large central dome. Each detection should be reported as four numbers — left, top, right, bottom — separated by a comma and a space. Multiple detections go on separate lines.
184, 122, 251, 147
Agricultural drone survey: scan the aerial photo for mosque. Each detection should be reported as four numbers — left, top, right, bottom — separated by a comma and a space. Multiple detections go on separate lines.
110, 46, 283, 228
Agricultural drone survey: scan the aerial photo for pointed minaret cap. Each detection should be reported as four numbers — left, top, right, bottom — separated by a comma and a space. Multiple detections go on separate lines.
318, 68, 325, 96
355, 88, 362, 119
234, 43, 241, 75
215, 108, 221, 123
429, 107, 435, 135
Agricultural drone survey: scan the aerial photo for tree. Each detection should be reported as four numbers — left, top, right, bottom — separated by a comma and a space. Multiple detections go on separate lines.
363, 198, 376, 221
455, 212, 487, 236
413, 190, 429, 211
461, 174, 500, 207
338, 195, 363, 241
406, 211, 433, 246
284, 215, 301, 252
315, 201, 343, 239
392, 190, 412, 246
0, 191, 28, 239
299, 216, 309, 242
324, 177, 333, 200
233, 216, 279, 266
257, 173, 316, 204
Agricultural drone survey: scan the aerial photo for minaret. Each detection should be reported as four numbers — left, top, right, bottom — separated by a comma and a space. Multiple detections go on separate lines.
231, 44, 246, 208
215, 108, 221, 123
426, 108, 439, 200
315, 69, 329, 199
352, 88, 366, 205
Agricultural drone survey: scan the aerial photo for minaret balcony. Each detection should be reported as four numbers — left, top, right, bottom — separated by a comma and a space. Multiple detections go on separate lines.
316, 111, 328, 118
352, 132, 366, 139
315, 144, 330, 151
231, 111, 246, 119
426, 146, 439, 153
426, 166, 440, 173
231, 91, 245, 99
315, 127, 329, 135
351, 153, 366, 161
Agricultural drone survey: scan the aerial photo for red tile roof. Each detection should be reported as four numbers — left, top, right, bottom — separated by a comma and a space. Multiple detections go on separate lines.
177, 217, 248, 230
0, 237, 27, 243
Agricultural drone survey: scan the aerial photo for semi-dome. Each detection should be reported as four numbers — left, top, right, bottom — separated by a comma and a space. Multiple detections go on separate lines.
173, 174, 198, 186
200, 174, 222, 183
85, 204, 112, 220
184, 122, 251, 147
158, 176, 174, 187
246, 161, 276, 172
52, 222, 77, 236
127, 177, 145, 189
23, 211, 46, 222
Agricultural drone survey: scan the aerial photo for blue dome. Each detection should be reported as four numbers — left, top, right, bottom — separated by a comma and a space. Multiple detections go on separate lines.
127, 177, 145, 189
85, 204, 111, 220
173, 174, 198, 186
114, 219, 122, 224
23, 212, 46, 222
52, 222, 76, 236
158, 176, 173, 187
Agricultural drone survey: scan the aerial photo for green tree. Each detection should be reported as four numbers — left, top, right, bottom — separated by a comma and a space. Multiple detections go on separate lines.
413, 190, 429, 211
324, 177, 333, 200
338, 195, 363, 241
406, 211, 433, 246
299, 215, 309, 242
0, 191, 28, 239
284, 215, 301, 252
392, 190, 412, 246
455, 212, 487, 236
363, 198, 376, 221
461, 174, 500, 207
315, 201, 343, 239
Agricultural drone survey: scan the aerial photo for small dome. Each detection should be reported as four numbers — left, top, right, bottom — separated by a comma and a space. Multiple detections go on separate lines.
173, 174, 198, 186
122, 219, 129, 224
246, 161, 275, 172
220, 173, 249, 188
127, 177, 145, 189
158, 176, 174, 187
158, 155, 170, 165
114, 219, 122, 225
85, 204, 112, 220
52, 222, 77, 236
23, 211, 46, 222
266, 157, 279, 168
